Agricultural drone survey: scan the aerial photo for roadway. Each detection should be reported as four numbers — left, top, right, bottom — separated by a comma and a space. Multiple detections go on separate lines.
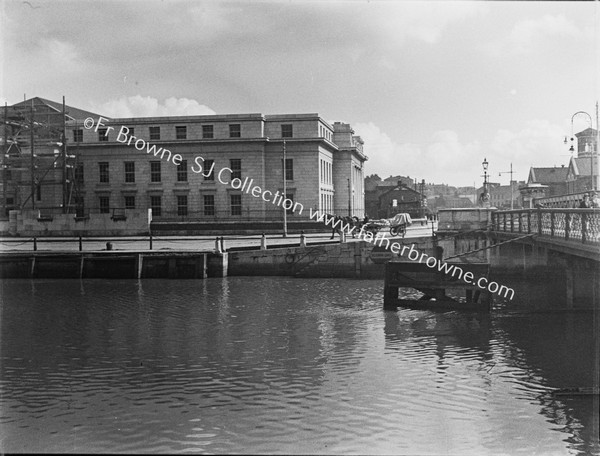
0, 221, 437, 253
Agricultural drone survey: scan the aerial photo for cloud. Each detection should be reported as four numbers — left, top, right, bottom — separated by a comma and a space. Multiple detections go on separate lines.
355, 120, 566, 186
90, 95, 216, 118
490, 13, 594, 55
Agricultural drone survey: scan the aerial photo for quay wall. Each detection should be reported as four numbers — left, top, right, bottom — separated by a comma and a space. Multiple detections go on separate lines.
0, 236, 436, 280
5, 209, 150, 237
1, 210, 329, 237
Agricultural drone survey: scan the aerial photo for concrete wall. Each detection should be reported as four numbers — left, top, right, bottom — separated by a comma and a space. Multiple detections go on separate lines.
228, 237, 435, 278
5, 209, 150, 237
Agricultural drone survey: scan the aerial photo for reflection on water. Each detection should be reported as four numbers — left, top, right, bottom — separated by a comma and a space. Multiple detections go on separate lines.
0, 277, 598, 455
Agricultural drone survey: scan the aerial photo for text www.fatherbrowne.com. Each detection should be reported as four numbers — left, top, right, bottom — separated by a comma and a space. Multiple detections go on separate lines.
84, 116, 515, 301
307, 210, 514, 301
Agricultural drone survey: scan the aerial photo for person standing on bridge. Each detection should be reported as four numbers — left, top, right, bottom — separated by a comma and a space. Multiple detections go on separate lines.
579, 193, 591, 208
590, 191, 599, 208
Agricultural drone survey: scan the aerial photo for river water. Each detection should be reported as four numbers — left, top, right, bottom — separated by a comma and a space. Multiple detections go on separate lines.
0, 277, 598, 455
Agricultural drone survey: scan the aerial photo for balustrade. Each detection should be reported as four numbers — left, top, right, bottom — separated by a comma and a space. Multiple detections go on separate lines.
491, 208, 600, 245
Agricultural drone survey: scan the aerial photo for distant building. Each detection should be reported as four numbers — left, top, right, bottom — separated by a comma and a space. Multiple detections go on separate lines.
429, 195, 474, 210
565, 127, 598, 192
376, 182, 426, 219
484, 181, 525, 209
526, 166, 568, 197
365, 175, 415, 218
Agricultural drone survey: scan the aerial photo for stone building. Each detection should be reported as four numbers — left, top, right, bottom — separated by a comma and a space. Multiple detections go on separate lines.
526, 166, 568, 197
1, 98, 367, 223
565, 127, 598, 193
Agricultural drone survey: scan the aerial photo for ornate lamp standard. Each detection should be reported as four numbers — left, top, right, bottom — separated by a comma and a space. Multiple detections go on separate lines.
480, 157, 490, 207
564, 108, 597, 191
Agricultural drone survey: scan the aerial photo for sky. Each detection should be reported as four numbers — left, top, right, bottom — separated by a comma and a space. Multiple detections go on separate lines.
1, 0, 598, 186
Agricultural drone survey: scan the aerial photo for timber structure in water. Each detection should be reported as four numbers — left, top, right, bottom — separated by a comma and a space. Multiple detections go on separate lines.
383, 261, 492, 311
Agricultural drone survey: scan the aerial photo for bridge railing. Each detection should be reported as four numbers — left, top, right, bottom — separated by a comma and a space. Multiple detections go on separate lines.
491, 208, 600, 245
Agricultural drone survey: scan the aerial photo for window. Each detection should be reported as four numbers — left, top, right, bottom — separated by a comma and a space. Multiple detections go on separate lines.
150, 195, 162, 217
74, 163, 84, 184
202, 125, 214, 139
176, 126, 187, 140
149, 126, 160, 141
230, 194, 242, 216
73, 129, 83, 142
281, 124, 293, 138
98, 128, 108, 142
124, 195, 136, 209
282, 158, 293, 181
284, 193, 295, 214
99, 162, 109, 183
36, 184, 42, 202
124, 162, 135, 183
177, 195, 188, 216
150, 161, 161, 182
229, 124, 241, 138
203, 194, 215, 216
177, 160, 188, 182
230, 159, 241, 180
204, 159, 215, 180
99, 196, 110, 214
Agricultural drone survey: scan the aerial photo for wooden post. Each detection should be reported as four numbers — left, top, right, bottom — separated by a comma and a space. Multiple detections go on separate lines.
79, 255, 85, 279
136, 254, 143, 279
565, 267, 574, 309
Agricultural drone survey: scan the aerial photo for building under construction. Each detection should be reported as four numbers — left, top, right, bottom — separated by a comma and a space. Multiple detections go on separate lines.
1, 97, 100, 218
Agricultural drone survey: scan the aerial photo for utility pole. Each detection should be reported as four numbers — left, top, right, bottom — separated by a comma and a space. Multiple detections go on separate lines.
499, 163, 515, 209
282, 139, 287, 238
3, 103, 7, 217
30, 100, 35, 210
62, 96, 67, 213
596, 101, 599, 190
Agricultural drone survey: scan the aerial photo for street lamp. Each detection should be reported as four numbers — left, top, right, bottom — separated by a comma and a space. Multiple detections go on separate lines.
567, 110, 596, 191
480, 158, 490, 207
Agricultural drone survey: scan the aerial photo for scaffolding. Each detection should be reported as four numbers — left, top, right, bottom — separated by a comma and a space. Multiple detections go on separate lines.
1, 97, 81, 218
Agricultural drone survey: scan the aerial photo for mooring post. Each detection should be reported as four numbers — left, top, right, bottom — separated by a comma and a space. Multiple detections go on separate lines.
260, 233, 267, 250
33, 237, 37, 251
215, 237, 221, 253
220, 236, 225, 252
78, 235, 83, 251
299, 230, 306, 247
149, 234, 153, 250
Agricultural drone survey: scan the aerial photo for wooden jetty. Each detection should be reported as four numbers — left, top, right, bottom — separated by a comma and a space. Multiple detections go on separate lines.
383, 261, 492, 310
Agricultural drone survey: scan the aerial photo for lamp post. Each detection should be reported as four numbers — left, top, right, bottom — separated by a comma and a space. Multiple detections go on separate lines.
565, 110, 596, 191
480, 158, 490, 207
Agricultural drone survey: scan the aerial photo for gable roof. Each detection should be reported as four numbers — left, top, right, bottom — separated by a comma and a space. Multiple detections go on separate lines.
568, 156, 598, 177
11, 97, 103, 122
528, 166, 568, 184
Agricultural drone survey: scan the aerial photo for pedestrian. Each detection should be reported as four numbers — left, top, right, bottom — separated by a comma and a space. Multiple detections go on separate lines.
590, 191, 600, 208
579, 193, 591, 208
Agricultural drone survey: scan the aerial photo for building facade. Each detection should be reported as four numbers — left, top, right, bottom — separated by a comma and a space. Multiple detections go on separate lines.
2, 99, 367, 222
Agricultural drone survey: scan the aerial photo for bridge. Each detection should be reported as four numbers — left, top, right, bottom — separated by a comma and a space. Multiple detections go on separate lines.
481, 207, 598, 310
491, 207, 600, 261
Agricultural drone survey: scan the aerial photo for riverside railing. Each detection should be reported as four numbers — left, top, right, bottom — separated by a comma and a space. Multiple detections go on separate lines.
491, 208, 600, 245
